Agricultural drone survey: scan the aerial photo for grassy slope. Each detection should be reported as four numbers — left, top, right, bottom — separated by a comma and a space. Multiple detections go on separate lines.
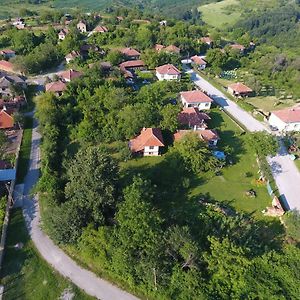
1, 209, 94, 300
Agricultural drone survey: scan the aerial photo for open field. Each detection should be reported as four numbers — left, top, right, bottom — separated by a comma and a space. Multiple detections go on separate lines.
1, 209, 93, 300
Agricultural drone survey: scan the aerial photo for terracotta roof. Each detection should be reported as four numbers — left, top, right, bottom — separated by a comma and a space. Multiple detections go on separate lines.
191, 55, 207, 65
0, 109, 14, 129
200, 37, 213, 44
154, 44, 164, 52
129, 128, 164, 153
0, 60, 14, 72
174, 129, 219, 143
230, 44, 245, 51
156, 64, 181, 75
59, 28, 69, 36
94, 25, 108, 33
119, 60, 145, 69
164, 45, 180, 54
59, 69, 83, 81
0, 49, 15, 55
45, 81, 67, 93
65, 50, 81, 59
228, 82, 252, 93
178, 107, 210, 128
180, 90, 213, 104
271, 107, 300, 123
120, 47, 141, 57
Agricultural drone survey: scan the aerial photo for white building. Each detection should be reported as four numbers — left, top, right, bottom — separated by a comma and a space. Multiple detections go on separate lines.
269, 107, 300, 132
180, 90, 213, 110
156, 64, 181, 81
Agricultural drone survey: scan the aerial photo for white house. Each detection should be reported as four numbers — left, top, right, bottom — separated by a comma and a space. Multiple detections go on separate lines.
58, 29, 69, 41
269, 107, 300, 132
65, 51, 81, 64
77, 20, 87, 33
191, 55, 207, 70
156, 64, 181, 81
129, 128, 165, 156
180, 90, 213, 110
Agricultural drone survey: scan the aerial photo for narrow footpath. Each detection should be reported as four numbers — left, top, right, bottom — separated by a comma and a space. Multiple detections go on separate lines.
22, 117, 139, 300
187, 69, 300, 211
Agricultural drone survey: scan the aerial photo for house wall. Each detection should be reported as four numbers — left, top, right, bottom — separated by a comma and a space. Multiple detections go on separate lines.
269, 113, 300, 132
144, 145, 160, 156
156, 72, 180, 81
181, 96, 211, 110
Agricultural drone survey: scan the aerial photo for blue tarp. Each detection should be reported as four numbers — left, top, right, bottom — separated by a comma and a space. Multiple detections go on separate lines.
213, 151, 226, 160
0, 169, 16, 181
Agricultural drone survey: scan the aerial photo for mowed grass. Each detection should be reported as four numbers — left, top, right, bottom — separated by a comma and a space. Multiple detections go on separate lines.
198, 0, 241, 28
16, 116, 33, 184
1, 209, 94, 300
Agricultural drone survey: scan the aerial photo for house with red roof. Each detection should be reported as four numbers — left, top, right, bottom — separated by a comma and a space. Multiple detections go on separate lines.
119, 60, 145, 71
129, 128, 165, 156
65, 51, 81, 64
174, 129, 219, 147
45, 81, 67, 96
154, 44, 165, 52
164, 45, 180, 54
59, 69, 83, 82
88, 25, 109, 37
191, 55, 207, 70
0, 109, 14, 129
0, 60, 15, 73
156, 64, 181, 81
120, 47, 141, 60
180, 90, 213, 110
230, 43, 246, 54
58, 28, 69, 41
200, 37, 213, 47
269, 106, 300, 132
228, 82, 253, 97
0, 49, 16, 59
178, 107, 210, 130
77, 20, 87, 33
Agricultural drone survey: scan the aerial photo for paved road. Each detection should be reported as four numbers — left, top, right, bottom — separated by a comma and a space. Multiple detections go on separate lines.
187, 69, 300, 211
22, 117, 139, 300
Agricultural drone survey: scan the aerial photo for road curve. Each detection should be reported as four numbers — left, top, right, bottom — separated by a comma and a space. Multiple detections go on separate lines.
22, 117, 139, 300
188, 69, 300, 211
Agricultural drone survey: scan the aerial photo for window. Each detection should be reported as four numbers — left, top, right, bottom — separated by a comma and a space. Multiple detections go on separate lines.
149, 146, 154, 150
205, 102, 210, 107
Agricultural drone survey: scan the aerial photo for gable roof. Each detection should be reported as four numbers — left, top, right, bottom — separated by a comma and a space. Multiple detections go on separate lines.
59, 28, 69, 36
120, 47, 141, 57
94, 25, 108, 33
0, 60, 14, 73
191, 55, 207, 65
164, 45, 180, 54
0, 109, 14, 129
154, 44, 165, 52
271, 107, 300, 123
0, 49, 15, 55
65, 50, 81, 59
129, 128, 164, 153
178, 107, 210, 127
230, 44, 245, 51
180, 90, 213, 104
59, 69, 83, 81
45, 81, 67, 93
119, 60, 145, 69
200, 37, 213, 44
156, 64, 181, 75
174, 129, 219, 142
228, 82, 252, 93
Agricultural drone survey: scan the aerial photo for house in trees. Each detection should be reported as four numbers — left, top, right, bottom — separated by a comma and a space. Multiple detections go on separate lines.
164, 45, 180, 55
191, 55, 207, 70
156, 64, 181, 81
119, 60, 146, 71
178, 107, 210, 130
129, 128, 165, 156
88, 25, 109, 36
0, 109, 14, 129
65, 51, 81, 64
200, 37, 213, 47
228, 82, 253, 97
154, 44, 165, 52
0, 49, 16, 59
45, 81, 67, 96
120, 47, 141, 60
174, 129, 219, 147
268, 107, 300, 132
0, 74, 26, 97
229, 43, 246, 54
0, 61, 15, 74
58, 28, 69, 41
59, 69, 83, 82
180, 90, 213, 110
77, 20, 87, 33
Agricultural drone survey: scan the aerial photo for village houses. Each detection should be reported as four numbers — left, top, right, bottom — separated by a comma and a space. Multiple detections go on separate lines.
180, 90, 213, 110
156, 64, 181, 81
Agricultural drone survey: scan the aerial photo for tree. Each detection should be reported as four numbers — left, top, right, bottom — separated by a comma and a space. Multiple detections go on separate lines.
160, 104, 180, 132
283, 210, 300, 241
0, 131, 7, 158
106, 50, 124, 66
246, 132, 278, 157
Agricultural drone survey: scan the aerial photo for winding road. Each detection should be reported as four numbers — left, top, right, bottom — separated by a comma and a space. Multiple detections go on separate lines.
187, 69, 300, 211
22, 117, 139, 300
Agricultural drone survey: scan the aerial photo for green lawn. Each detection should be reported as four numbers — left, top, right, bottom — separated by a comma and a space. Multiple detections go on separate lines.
16, 117, 33, 184
1, 209, 94, 300
198, 0, 241, 28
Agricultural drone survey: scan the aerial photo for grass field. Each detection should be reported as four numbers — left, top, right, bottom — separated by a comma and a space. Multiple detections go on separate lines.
1, 209, 93, 300
16, 116, 33, 184
198, 0, 241, 28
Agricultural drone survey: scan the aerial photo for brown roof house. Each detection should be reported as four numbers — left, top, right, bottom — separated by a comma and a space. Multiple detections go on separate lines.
88, 25, 109, 37
174, 129, 219, 147
45, 81, 67, 96
0, 49, 16, 59
178, 107, 210, 130
58, 28, 69, 41
180, 90, 213, 110
156, 64, 181, 81
200, 37, 213, 47
0, 60, 15, 73
164, 45, 180, 54
120, 47, 141, 60
65, 51, 81, 64
228, 82, 253, 97
0, 109, 14, 129
129, 128, 165, 156
154, 44, 165, 52
77, 20, 87, 33
230, 43, 246, 54
191, 55, 207, 70
269, 106, 300, 132
59, 69, 83, 82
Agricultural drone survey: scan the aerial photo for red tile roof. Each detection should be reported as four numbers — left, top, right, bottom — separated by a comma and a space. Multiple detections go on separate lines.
94, 25, 108, 33
119, 60, 145, 69
180, 90, 213, 104
272, 107, 300, 123
45, 81, 67, 93
178, 107, 210, 128
65, 50, 81, 59
154, 44, 164, 52
0, 60, 14, 73
59, 69, 83, 81
156, 64, 181, 75
228, 82, 252, 94
120, 47, 141, 57
129, 128, 164, 153
0, 109, 14, 129
230, 44, 245, 51
200, 37, 213, 44
191, 55, 207, 65
174, 129, 219, 143
164, 45, 180, 54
